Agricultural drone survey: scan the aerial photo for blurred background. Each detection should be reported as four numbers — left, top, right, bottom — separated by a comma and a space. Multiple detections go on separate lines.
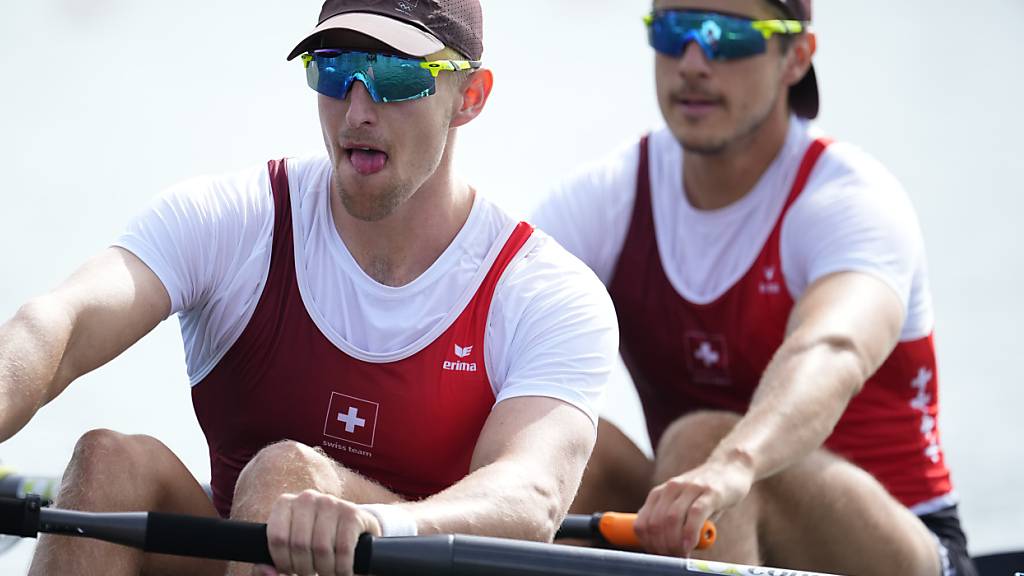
1, 0, 1021, 572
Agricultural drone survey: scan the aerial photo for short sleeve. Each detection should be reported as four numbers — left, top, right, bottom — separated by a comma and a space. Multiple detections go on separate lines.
781, 143, 924, 311
485, 234, 620, 425
113, 165, 274, 316
531, 140, 640, 286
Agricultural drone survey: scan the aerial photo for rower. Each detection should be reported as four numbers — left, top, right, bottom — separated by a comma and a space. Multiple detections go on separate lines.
533, 1, 976, 575
0, 1, 619, 575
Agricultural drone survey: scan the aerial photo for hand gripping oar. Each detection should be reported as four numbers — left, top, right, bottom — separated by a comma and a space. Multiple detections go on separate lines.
556, 511, 716, 551
0, 495, 846, 576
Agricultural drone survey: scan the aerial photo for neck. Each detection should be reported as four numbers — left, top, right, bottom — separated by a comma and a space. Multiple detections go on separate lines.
683, 108, 792, 211
331, 145, 474, 288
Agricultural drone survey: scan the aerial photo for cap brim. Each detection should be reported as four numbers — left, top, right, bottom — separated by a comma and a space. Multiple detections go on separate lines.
286, 12, 444, 61
790, 64, 820, 119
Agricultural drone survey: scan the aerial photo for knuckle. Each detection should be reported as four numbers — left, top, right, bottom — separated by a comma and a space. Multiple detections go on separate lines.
312, 540, 334, 558
267, 530, 290, 549
291, 536, 312, 553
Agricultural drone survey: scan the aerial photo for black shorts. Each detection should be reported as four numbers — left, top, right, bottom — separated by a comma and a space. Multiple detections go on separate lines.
920, 505, 977, 576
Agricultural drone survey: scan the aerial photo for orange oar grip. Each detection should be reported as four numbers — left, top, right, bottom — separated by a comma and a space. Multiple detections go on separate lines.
597, 512, 717, 551
597, 512, 642, 548
697, 518, 717, 550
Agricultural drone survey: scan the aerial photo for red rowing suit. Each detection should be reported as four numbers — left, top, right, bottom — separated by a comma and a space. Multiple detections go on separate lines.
192, 159, 533, 517
608, 137, 953, 509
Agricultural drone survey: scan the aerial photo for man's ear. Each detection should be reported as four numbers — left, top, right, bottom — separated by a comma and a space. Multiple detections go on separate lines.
451, 68, 493, 128
785, 32, 816, 88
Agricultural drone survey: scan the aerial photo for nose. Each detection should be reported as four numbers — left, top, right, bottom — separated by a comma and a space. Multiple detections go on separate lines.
344, 80, 379, 128
675, 40, 712, 79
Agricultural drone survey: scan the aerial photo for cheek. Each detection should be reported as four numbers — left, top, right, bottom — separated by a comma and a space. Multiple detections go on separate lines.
725, 60, 779, 103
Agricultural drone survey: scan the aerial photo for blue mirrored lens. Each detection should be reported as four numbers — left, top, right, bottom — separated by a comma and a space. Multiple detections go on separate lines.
649, 11, 768, 60
305, 51, 436, 103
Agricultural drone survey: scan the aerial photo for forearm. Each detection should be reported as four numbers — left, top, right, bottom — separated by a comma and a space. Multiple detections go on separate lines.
0, 297, 76, 441
709, 336, 868, 482
401, 400, 594, 542
405, 462, 566, 541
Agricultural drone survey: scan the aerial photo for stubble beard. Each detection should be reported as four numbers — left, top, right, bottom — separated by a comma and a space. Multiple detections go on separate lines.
335, 173, 409, 223
679, 90, 782, 156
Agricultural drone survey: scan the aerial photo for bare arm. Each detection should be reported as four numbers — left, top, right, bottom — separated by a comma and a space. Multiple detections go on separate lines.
260, 397, 596, 576
0, 247, 171, 441
407, 396, 596, 541
637, 271, 905, 555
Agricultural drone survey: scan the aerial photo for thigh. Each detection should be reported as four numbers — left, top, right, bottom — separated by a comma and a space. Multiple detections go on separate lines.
570, 418, 653, 515
758, 449, 942, 576
232, 440, 404, 521
32, 430, 223, 576
137, 441, 224, 576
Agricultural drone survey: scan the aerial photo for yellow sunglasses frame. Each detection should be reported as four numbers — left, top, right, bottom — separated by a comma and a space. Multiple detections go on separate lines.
301, 53, 482, 78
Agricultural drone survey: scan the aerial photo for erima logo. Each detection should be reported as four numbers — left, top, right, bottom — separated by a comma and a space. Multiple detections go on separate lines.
759, 266, 781, 295
444, 344, 477, 372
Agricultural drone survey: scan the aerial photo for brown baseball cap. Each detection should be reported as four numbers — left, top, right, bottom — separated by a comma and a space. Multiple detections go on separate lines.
287, 0, 483, 62
767, 0, 819, 119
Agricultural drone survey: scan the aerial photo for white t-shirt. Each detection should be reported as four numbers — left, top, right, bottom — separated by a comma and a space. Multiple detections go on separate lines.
115, 155, 618, 424
533, 117, 934, 341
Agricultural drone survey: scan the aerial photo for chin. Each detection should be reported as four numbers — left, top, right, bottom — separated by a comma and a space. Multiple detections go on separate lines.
341, 191, 402, 222
670, 125, 732, 156
336, 177, 407, 223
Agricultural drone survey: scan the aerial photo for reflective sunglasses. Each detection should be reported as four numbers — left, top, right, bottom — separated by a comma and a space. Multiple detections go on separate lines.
644, 10, 806, 60
300, 49, 482, 103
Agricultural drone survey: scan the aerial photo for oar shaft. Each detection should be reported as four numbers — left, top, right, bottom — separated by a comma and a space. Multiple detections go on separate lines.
40, 508, 147, 549
0, 498, 845, 576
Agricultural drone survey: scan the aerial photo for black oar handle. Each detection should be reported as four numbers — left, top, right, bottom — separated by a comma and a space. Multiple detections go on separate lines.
146, 511, 272, 565
0, 493, 41, 537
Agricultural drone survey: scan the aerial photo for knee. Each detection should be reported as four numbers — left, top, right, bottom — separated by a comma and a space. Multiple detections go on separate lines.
654, 411, 741, 478
66, 428, 166, 478
233, 441, 339, 510
58, 429, 167, 505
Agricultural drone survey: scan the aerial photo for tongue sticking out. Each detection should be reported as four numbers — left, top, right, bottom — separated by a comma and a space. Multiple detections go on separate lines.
349, 149, 388, 176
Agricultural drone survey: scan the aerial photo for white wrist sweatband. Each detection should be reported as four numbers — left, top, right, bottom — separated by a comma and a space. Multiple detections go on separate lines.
357, 504, 418, 537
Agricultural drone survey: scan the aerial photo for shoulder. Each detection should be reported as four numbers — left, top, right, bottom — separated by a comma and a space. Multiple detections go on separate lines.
534, 133, 644, 226
152, 161, 279, 224
781, 137, 926, 307
787, 139, 922, 244
802, 141, 914, 211
500, 227, 616, 322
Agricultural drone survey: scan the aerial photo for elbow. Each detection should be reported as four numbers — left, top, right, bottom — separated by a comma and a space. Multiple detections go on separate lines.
10, 296, 76, 396
537, 490, 564, 543
793, 333, 873, 398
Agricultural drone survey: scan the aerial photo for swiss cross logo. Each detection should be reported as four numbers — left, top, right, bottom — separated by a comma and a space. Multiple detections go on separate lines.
684, 332, 730, 386
694, 341, 720, 367
908, 366, 941, 463
323, 393, 379, 448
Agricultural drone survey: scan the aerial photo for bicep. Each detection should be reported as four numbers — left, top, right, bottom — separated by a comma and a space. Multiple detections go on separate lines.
470, 396, 596, 479
786, 270, 906, 379
47, 246, 170, 389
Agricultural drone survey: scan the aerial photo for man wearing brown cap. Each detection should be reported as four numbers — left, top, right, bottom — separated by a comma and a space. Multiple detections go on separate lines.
534, 1, 976, 575
4, 1, 618, 575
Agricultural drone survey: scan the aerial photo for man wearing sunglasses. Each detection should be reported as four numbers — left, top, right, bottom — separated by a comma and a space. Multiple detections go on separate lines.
6, 1, 617, 575
535, 1, 974, 575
